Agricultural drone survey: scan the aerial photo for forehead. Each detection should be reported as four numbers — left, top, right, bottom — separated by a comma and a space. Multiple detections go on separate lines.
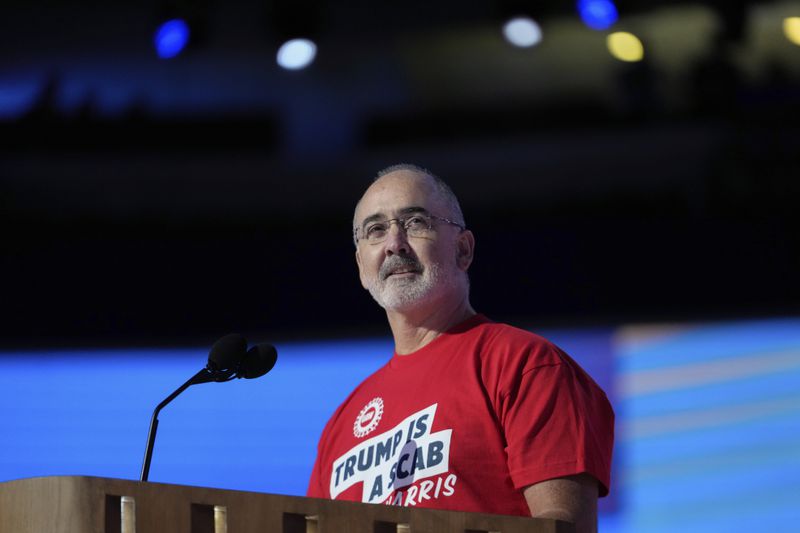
354, 171, 443, 223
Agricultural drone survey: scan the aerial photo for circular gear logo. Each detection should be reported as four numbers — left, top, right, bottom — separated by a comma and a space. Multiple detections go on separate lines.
353, 397, 384, 438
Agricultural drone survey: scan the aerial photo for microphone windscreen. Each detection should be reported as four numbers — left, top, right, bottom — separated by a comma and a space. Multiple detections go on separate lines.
240, 343, 278, 379
208, 333, 247, 372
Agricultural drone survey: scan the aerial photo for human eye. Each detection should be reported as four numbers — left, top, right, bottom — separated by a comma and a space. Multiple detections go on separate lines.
364, 222, 388, 240
404, 215, 430, 233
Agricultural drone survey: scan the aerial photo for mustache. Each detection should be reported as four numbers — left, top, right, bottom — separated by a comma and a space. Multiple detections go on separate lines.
379, 255, 422, 280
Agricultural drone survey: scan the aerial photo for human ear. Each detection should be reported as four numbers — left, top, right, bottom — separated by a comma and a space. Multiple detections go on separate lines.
456, 230, 475, 271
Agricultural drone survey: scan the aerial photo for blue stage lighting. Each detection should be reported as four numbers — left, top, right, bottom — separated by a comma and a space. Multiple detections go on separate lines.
277, 38, 317, 70
503, 17, 543, 48
577, 0, 619, 31
154, 19, 190, 59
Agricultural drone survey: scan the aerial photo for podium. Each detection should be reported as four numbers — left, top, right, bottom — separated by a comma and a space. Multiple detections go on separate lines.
0, 476, 572, 533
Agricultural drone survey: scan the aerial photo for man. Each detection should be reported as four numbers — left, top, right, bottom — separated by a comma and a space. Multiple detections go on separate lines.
307, 164, 614, 533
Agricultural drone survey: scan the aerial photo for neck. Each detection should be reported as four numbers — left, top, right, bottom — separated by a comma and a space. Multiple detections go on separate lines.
385, 293, 476, 355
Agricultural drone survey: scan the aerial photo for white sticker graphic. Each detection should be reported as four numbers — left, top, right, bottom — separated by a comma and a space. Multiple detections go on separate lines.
353, 397, 384, 438
331, 403, 452, 503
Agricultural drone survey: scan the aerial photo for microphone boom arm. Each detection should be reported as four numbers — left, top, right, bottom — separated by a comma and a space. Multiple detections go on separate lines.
138, 335, 276, 482
140, 368, 212, 482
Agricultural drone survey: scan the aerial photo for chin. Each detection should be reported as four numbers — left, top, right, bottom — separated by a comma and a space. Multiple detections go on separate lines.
375, 286, 450, 312
369, 265, 461, 311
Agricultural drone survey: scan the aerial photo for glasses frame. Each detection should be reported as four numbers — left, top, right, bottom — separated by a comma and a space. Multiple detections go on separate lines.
353, 213, 464, 245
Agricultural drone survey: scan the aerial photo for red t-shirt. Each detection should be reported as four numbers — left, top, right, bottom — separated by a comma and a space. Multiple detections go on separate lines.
307, 314, 614, 516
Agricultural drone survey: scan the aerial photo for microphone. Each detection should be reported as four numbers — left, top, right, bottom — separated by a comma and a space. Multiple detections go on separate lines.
240, 343, 278, 379
191, 334, 277, 384
140, 334, 278, 482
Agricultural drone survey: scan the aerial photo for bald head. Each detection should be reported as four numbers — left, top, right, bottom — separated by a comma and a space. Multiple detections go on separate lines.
353, 164, 466, 243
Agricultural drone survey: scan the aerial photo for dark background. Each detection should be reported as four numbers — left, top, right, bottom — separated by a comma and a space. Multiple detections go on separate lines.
2, 0, 798, 347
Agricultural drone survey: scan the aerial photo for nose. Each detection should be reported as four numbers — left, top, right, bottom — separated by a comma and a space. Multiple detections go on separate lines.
383, 220, 410, 256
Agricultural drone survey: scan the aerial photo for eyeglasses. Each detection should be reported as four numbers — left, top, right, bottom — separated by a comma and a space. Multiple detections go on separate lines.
354, 213, 464, 244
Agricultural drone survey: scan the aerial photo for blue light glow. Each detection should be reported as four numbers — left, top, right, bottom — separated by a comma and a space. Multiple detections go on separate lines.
0, 79, 41, 119
277, 39, 317, 70
154, 19, 190, 59
502, 17, 543, 48
577, 0, 619, 31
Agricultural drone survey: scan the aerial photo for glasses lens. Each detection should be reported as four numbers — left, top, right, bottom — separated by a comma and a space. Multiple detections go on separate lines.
404, 215, 432, 237
358, 215, 436, 243
363, 221, 388, 242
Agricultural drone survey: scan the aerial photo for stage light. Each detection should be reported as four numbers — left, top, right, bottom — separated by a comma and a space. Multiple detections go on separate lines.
577, 0, 619, 31
154, 19, 190, 59
784, 17, 800, 46
276, 38, 317, 70
607, 31, 644, 62
502, 17, 543, 48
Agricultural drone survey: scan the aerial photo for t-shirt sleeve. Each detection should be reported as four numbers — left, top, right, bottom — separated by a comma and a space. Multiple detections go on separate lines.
306, 452, 328, 498
499, 349, 614, 496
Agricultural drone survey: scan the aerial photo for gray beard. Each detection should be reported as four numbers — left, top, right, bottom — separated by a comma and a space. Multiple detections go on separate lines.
368, 262, 443, 311
366, 252, 466, 311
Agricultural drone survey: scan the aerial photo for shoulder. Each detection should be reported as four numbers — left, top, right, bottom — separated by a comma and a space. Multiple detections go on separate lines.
460, 318, 577, 402
471, 319, 566, 371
